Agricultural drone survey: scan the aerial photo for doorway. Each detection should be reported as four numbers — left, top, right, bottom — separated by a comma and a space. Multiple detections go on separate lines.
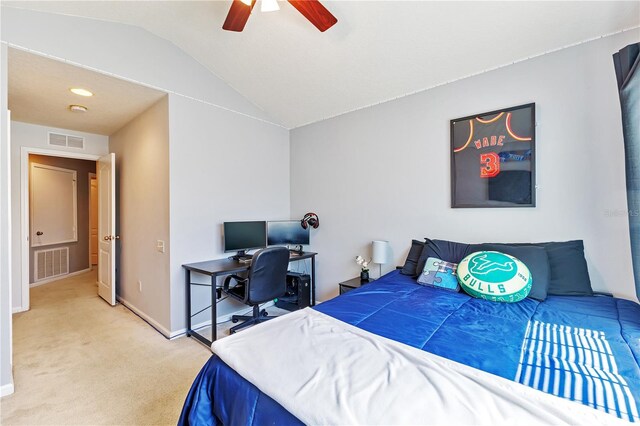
29, 155, 89, 285
20, 148, 117, 309
8, 46, 165, 312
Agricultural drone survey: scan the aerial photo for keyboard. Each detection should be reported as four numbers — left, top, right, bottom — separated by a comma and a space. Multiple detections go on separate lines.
231, 254, 253, 262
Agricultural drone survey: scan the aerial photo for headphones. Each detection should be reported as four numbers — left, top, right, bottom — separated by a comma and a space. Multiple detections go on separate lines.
301, 212, 319, 230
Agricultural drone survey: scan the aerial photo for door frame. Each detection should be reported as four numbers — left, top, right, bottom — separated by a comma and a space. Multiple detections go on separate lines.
19, 147, 101, 312
88, 172, 97, 268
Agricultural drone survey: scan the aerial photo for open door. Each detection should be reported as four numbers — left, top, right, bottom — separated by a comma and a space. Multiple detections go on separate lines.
97, 153, 116, 305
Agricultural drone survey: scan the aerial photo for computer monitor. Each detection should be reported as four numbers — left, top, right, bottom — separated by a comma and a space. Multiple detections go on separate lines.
223, 221, 267, 259
267, 220, 310, 246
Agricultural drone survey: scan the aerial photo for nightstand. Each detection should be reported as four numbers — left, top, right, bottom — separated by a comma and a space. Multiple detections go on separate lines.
339, 277, 373, 295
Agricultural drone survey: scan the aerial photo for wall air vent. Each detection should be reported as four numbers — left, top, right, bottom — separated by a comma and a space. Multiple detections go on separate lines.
48, 132, 85, 149
34, 247, 69, 282
48, 133, 67, 147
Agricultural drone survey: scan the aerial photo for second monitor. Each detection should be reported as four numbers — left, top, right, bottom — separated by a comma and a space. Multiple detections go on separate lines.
267, 220, 310, 246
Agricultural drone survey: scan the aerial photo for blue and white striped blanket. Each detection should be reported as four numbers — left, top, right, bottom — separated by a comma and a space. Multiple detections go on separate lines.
517, 320, 638, 421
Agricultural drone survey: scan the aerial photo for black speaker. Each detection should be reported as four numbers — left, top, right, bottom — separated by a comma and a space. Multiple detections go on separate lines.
275, 272, 311, 311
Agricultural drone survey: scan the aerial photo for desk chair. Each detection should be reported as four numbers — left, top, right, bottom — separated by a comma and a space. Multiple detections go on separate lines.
223, 246, 290, 334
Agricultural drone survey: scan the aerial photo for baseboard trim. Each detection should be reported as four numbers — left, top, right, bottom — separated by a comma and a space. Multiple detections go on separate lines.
169, 301, 276, 340
1, 380, 15, 397
12, 306, 27, 313
30, 267, 93, 288
116, 296, 172, 339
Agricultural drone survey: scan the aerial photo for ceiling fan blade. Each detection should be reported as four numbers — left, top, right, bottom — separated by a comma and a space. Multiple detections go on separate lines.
222, 0, 256, 32
288, 0, 337, 32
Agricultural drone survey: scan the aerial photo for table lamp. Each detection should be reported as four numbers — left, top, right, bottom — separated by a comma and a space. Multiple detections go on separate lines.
372, 240, 390, 278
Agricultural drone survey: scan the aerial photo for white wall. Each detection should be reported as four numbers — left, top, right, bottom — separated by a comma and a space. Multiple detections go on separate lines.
1, 42, 15, 396
110, 97, 171, 333
168, 93, 290, 333
291, 30, 640, 303
9, 122, 109, 310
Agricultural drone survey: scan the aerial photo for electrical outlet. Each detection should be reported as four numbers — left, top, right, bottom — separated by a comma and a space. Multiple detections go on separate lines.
157, 240, 165, 253
138, 280, 142, 292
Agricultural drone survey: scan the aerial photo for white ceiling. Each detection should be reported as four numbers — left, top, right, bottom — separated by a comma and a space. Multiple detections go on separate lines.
8, 48, 166, 135
4, 1, 640, 129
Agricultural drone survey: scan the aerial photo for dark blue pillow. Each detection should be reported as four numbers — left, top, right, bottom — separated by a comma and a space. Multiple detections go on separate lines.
467, 243, 550, 301
415, 239, 470, 277
496, 240, 592, 296
400, 239, 426, 276
538, 240, 593, 296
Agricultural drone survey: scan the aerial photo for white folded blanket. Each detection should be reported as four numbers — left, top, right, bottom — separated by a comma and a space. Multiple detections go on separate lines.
212, 308, 623, 425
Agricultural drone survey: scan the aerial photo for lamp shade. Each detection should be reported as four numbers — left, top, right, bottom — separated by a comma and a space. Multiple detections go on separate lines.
372, 240, 390, 264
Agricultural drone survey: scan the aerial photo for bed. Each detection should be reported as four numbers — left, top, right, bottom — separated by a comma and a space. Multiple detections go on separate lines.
179, 268, 640, 425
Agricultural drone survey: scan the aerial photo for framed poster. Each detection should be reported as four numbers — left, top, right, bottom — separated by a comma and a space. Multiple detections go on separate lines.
451, 103, 535, 208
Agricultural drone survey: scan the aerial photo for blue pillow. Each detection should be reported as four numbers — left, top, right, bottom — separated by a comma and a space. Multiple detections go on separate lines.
400, 239, 426, 276
539, 240, 593, 296
501, 240, 593, 296
467, 243, 550, 301
417, 257, 460, 291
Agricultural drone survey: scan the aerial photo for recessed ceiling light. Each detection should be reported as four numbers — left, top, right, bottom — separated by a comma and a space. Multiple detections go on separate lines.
69, 105, 88, 113
70, 88, 93, 97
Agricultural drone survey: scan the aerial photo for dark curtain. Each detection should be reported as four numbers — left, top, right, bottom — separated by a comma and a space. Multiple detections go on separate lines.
613, 43, 640, 299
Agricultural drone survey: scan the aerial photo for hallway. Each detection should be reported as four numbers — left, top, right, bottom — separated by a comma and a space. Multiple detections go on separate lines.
1, 271, 211, 425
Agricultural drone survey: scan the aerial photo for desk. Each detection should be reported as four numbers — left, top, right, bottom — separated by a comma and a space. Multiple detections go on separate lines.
183, 251, 317, 346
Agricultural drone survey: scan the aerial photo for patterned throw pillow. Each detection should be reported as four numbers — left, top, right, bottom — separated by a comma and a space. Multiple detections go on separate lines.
416, 257, 460, 292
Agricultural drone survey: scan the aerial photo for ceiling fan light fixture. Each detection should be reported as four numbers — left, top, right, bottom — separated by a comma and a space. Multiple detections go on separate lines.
261, 0, 279, 12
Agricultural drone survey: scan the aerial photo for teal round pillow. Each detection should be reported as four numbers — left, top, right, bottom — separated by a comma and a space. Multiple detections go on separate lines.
457, 251, 532, 303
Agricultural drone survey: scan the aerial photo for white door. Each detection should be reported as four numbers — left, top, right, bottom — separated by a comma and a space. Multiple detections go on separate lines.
97, 153, 116, 305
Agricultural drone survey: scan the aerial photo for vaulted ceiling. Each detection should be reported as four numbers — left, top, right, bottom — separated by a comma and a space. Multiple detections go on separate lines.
4, 1, 640, 128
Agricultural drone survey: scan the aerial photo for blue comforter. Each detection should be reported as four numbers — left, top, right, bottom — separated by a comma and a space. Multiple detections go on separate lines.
179, 270, 640, 425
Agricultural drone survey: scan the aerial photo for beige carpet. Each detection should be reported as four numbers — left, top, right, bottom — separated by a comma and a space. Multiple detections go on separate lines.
0, 271, 212, 425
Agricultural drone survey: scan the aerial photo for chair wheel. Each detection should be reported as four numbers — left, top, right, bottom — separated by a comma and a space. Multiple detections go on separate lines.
231, 318, 239, 323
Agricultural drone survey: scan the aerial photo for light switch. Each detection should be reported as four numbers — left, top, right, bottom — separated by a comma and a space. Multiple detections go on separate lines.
157, 240, 165, 253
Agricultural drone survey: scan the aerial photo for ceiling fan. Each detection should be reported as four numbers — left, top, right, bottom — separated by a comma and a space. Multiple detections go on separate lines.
223, 0, 338, 32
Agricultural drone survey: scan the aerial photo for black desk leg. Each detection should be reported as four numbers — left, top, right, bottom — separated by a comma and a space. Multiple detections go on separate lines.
311, 256, 316, 306
211, 274, 217, 342
186, 270, 191, 337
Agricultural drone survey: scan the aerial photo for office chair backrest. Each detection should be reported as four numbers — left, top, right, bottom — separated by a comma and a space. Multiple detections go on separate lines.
247, 246, 290, 304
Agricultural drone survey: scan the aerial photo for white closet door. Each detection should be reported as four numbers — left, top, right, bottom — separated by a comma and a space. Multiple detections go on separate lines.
30, 163, 77, 247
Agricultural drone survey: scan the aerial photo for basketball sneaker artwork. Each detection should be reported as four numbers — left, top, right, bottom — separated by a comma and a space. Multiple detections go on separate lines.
451, 104, 535, 207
